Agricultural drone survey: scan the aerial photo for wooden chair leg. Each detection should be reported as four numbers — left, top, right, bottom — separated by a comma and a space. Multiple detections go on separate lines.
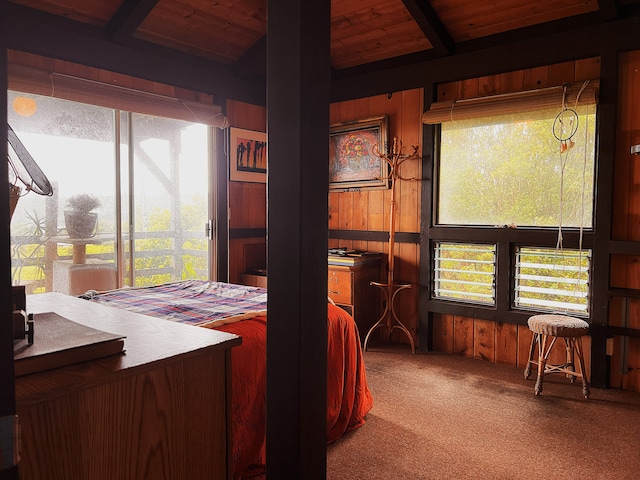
524, 332, 537, 380
565, 337, 577, 382
574, 337, 591, 399
534, 334, 549, 396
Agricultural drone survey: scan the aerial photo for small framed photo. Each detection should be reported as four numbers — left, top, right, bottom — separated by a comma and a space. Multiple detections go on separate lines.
229, 128, 267, 183
329, 115, 389, 191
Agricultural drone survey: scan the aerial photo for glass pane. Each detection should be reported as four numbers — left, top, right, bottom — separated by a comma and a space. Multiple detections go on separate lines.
129, 114, 209, 286
514, 246, 590, 315
438, 105, 596, 227
8, 92, 117, 295
433, 242, 496, 305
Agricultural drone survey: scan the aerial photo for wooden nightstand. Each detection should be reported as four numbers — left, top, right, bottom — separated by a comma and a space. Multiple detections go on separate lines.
328, 254, 384, 344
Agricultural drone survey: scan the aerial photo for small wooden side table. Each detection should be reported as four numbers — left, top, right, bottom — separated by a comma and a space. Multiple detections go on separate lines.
48, 234, 113, 264
48, 235, 117, 295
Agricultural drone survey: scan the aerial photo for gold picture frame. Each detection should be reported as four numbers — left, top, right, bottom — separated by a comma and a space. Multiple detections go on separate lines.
329, 115, 389, 191
229, 128, 267, 183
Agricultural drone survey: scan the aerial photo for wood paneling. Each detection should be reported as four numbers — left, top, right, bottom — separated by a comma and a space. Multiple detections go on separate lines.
226, 100, 267, 283
8, 50, 216, 106
453, 315, 474, 356
329, 89, 423, 345
330, 0, 431, 69
228, 237, 266, 284
11, 0, 121, 26
228, 182, 266, 229
430, 0, 599, 42
609, 50, 640, 392
136, 0, 266, 64
495, 322, 518, 365
474, 319, 495, 362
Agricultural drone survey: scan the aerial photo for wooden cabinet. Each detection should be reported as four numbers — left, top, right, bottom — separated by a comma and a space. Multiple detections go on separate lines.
17, 293, 241, 480
328, 255, 383, 343
239, 272, 267, 288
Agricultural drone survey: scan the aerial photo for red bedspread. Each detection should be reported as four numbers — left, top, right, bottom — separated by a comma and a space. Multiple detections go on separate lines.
212, 302, 373, 478
85, 282, 372, 479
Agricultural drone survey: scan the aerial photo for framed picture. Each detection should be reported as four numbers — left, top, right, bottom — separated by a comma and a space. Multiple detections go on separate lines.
329, 115, 389, 191
229, 128, 267, 183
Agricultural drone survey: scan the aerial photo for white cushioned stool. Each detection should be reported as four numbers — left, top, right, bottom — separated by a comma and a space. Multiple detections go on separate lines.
524, 314, 590, 398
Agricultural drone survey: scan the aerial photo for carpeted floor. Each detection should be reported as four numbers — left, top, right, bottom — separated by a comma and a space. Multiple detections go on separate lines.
327, 348, 640, 479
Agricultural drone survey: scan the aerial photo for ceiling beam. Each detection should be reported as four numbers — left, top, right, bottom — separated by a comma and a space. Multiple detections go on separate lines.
332, 13, 640, 101
233, 35, 266, 79
105, 0, 159, 42
401, 0, 454, 56
598, 0, 618, 20
333, 10, 606, 83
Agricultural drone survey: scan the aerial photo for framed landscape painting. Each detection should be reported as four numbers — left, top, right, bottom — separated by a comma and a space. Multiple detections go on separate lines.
229, 128, 267, 183
329, 115, 389, 191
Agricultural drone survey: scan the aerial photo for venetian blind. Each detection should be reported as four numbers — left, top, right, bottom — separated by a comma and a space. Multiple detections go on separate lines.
422, 80, 598, 124
8, 63, 229, 128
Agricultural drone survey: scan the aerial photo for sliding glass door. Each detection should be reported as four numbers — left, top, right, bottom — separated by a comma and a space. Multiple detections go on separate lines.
122, 114, 210, 286
9, 92, 214, 295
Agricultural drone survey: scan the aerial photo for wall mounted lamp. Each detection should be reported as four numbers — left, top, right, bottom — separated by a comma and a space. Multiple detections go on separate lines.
632, 144, 640, 155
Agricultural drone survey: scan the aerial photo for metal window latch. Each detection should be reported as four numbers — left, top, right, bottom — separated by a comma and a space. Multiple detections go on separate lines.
0, 415, 20, 470
205, 219, 215, 240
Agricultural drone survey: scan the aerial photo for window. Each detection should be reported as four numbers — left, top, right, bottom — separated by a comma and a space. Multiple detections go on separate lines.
9, 93, 116, 293
425, 81, 599, 229
424, 80, 598, 316
514, 247, 591, 315
433, 242, 496, 305
437, 105, 596, 227
9, 91, 213, 294
125, 113, 210, 286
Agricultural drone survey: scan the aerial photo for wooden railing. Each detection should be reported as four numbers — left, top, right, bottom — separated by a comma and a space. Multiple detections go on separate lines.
11, 231, 207, 293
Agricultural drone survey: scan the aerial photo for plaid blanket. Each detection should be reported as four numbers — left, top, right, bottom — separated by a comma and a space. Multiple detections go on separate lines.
82, 280, 267, 328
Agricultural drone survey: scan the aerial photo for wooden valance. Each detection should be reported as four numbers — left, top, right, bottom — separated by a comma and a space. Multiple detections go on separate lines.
422, 80, 599, 124
8, 63, 228, 128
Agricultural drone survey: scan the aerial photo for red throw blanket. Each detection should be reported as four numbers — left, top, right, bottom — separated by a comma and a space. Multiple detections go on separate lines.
212, 303, 373, 478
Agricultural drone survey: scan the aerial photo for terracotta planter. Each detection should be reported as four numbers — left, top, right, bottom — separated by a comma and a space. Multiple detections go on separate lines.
64, 211, 98, 239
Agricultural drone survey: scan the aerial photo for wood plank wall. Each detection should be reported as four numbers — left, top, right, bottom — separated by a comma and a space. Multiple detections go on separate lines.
228, 91, 426, 351
329, 89, 423, 346
11, 49, 640, 391
7, 50, 217, 105
430, 58, 600, 378
609, 50, 640, 392
225, 100, 267, 283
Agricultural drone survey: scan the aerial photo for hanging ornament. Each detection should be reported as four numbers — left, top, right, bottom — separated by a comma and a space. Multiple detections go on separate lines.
553, 108, 579, 145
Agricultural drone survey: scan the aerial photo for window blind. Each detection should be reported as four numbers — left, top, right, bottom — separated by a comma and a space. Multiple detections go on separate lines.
8, 63, 229, 128
422, 80, 598, 124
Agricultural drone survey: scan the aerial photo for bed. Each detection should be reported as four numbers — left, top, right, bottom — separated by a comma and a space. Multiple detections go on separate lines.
81, 279, 373, 479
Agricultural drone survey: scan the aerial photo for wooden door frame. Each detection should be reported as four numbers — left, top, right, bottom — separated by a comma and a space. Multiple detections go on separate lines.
1, 0, 20, 477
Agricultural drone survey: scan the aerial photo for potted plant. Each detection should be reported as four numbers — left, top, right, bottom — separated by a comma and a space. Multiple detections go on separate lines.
64, 193, 101, 238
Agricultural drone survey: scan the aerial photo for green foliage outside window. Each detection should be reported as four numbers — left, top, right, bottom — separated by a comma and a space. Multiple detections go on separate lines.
438, 107, 596, 228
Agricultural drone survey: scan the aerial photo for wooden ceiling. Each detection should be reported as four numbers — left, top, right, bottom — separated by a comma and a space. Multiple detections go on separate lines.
8, 0, 640, 74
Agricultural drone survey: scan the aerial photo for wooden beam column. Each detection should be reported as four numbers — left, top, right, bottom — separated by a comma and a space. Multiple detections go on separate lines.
1, 0, 20, 478
590, 49, 619, 388
266, 0, 330, 478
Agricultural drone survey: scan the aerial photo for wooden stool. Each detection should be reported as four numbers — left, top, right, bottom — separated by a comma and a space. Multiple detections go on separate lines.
524, 314, 590, 398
